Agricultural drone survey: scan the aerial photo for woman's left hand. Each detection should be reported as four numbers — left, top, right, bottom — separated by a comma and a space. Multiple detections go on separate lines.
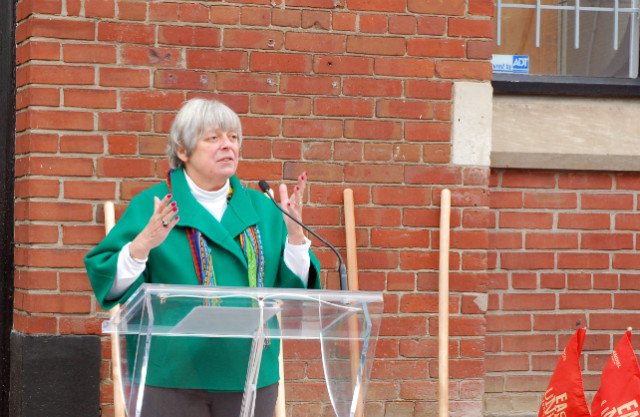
279, 172, 307, 245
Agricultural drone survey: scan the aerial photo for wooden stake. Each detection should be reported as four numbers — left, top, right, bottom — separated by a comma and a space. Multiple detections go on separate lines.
438, 189, 451, 417
344, 189, 359, 290
104, 201, 115, 235
109, 307, 125, 417
104, 202, 125, 417
344, 189, 365, 417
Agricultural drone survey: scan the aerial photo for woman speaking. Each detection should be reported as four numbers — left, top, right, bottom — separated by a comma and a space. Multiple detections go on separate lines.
84, 98, 320, 417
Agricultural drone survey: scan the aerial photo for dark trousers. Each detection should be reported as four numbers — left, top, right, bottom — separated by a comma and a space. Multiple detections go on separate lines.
140, 383, 279, 417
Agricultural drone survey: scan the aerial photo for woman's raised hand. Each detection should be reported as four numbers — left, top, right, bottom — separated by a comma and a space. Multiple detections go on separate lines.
279, 172, 307, 245
129, 194, 179, 259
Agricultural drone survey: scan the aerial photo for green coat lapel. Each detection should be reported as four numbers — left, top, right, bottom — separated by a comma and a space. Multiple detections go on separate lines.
222, 175, 261, 238
169, 168, 253, 268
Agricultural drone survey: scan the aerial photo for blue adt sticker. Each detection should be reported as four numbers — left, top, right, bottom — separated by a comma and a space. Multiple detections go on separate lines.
492, 55, 530, 74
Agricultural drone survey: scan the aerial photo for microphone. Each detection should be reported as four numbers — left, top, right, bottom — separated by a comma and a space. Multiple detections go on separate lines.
259, 180, 348, 291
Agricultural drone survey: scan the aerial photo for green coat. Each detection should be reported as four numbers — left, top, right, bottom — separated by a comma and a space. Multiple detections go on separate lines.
85, 168, 320, 391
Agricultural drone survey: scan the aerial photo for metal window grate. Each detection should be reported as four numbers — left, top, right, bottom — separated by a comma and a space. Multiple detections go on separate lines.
495, 0, 640, 77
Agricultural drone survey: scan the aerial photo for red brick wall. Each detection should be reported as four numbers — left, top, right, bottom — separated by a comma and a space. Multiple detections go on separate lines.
14, 0, 495, 415
19, 1, 639, 416
486, 169, 640, 415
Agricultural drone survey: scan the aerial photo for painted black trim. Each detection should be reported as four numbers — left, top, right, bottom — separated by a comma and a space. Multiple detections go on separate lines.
0, 0, 16, 416
492, 73, 640, 97
10, 333, 101, 417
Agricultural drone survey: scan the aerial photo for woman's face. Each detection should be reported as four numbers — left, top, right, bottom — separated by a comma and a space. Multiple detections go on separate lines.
178, 126, 240, 191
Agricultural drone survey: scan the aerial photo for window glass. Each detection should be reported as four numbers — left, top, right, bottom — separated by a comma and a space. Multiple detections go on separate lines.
493, 0, 640, 78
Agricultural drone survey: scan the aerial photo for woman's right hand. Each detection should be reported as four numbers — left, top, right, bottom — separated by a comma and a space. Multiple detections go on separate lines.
129, 194, 179, 259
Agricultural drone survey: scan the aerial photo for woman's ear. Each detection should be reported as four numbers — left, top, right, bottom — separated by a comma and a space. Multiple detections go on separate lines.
176, 147, 189, 163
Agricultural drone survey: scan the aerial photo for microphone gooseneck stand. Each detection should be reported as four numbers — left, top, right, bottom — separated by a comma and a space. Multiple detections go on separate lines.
258, 180, 348, 291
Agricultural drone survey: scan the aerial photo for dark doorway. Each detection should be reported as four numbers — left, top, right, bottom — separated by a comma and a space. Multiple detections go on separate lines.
0, 0, 16, 416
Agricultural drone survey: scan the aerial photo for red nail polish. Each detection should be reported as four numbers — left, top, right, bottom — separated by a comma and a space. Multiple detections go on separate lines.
167, 194, 172, 199
287, 203, 291, 206
173, 207, 178, 212
295, 186, 299, 191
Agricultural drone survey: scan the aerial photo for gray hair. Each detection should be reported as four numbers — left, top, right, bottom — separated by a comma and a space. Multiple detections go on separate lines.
167, 98, 243, 169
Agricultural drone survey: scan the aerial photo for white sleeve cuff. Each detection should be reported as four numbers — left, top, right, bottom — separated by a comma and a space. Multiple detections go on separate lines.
284, 236, 311, 287
107, 242, 146, 300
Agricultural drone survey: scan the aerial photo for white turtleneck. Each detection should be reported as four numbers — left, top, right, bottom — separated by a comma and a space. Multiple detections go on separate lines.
108, 173, 311, 299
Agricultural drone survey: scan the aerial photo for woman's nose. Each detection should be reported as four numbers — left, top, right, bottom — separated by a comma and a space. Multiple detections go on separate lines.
219, 133, 231, 147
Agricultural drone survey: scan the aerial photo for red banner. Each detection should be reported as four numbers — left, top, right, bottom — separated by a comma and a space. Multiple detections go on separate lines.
539, 328, 591, 417
591, 331, 640, 417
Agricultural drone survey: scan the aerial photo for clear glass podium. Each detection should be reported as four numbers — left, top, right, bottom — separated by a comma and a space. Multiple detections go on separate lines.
102, 284, 384, 417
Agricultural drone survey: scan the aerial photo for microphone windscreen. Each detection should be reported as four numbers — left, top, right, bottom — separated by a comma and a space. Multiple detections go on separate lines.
258, 180, 270, 194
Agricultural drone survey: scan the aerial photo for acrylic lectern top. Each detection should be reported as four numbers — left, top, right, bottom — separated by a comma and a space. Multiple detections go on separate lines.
103, 283, 383, 339
102, 283, 383, 417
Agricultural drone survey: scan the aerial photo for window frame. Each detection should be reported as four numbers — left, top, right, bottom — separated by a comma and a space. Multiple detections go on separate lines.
493, 0, 640, 96
492, 73, 640, 96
